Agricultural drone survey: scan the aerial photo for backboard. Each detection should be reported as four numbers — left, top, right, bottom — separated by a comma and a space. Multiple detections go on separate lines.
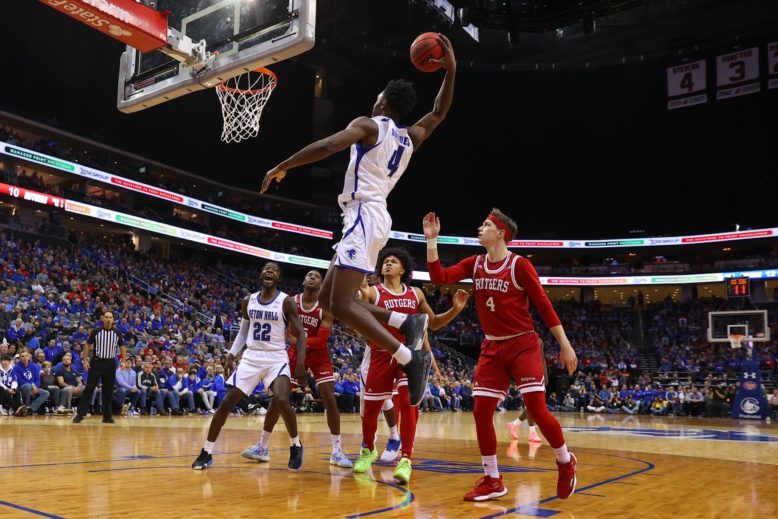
117, 0, 315, 113
707, 310, 769, 343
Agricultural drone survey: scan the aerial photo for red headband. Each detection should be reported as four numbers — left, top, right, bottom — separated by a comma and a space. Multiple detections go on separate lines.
487, 215, 513, 243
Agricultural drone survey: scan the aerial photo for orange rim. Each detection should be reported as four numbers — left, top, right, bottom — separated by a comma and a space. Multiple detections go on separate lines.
218, 67, 278, 95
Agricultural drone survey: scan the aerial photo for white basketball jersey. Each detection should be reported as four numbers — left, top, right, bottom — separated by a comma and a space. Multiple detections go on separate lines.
245, 290, 288, 351
338, 116, 414, 207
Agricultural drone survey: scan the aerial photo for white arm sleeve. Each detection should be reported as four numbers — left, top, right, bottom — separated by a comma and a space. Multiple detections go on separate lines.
229, 318, 250, 357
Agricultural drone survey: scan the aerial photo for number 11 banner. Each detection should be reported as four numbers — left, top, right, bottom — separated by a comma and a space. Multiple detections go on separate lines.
768, 42, 778, 90
716, 47, 760, 100
666, 59, 707, 110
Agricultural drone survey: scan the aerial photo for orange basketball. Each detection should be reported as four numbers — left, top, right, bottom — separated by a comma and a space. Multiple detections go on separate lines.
410, 32, 444, 72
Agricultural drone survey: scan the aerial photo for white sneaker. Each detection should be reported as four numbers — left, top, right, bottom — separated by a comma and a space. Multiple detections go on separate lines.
56, 406, 67, 414
208, 409, 216, 415
258, 407, 267, 415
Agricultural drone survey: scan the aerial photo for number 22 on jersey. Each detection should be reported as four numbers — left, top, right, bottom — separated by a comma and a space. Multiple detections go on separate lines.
253, 322, 272, 341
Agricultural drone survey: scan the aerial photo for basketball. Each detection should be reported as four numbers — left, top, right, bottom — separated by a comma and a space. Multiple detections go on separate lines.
410, 32, 444, 72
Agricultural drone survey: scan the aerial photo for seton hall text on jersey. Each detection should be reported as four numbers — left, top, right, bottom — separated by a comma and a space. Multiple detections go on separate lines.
475, 278, 510, 293
249, 309, 279, 321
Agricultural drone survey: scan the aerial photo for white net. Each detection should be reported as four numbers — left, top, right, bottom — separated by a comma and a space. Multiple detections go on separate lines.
216, 68, 277, 144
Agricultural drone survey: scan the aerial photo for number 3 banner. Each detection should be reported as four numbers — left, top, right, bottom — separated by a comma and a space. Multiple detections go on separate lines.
667, 59, 707, 110
716, 47, 760, 100
768, 42, 778, 90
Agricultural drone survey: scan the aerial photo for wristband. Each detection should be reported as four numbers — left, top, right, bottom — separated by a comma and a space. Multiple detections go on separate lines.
426, 238, 438, 250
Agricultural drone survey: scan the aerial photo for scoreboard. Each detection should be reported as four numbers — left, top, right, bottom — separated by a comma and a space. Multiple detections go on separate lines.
726, 276, 750, 298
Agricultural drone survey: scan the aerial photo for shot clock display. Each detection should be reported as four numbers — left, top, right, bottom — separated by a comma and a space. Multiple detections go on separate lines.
726, 276, 750, 297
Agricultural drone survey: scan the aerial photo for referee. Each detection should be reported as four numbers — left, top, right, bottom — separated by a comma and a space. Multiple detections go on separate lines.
73, 311, 126, 424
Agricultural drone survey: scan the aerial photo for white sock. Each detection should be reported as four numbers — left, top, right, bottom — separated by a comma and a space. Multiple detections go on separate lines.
388, 312, 408, 329
290, 435, 301, 447
553, 444, 571, 464
259, 430, 272, 449
331, 434, 342, 454
392, 344, 412, 366
481, 455, 499, 478
528, 425, 537, 435
203, 440, 215, 454
389, 426, 400, 441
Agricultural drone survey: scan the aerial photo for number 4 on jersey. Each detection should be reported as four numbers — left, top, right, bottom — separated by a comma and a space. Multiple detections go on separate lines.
387, 147, 405, 177
486, 296, 496, 312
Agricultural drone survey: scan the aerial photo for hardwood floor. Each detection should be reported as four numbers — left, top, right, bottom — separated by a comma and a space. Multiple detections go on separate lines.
1, 410, 776, 518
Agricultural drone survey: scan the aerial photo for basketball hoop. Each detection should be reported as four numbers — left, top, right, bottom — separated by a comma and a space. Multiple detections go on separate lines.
215, 67, 278, 143
728, 334, 744, 349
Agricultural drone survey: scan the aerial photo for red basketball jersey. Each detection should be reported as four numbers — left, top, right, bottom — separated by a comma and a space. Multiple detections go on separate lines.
473, 252, 536, 339
293, 293, 323, 348
372, 283, 420, 348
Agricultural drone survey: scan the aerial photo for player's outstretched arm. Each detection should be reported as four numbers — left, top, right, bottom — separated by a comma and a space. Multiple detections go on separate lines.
260, 117, 379, 194
408, 34, 456, 149
424, 212, 476, 285
283, 296, 308, 386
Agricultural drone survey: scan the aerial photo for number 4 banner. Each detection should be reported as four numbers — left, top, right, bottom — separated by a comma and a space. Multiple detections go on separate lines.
768, 42, 778, 90
666, 59, 707, 110
716, 47, 760, 100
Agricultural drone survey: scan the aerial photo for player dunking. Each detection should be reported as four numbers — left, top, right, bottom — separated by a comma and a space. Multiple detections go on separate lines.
241, 270, 352, 468
424, 210, 579, 502
355, 247, 469, 484
192, 262, 307, 471
260, 35, 457, 407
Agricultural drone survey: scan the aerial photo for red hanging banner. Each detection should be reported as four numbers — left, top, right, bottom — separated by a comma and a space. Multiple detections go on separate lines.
39, 0, 168, 52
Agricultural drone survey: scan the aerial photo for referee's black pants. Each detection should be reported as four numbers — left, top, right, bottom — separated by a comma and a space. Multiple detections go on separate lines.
77, 358, 117, 420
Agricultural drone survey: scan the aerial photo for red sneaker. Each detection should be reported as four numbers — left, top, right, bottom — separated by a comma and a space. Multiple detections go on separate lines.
506, 420, 520, 440
556, 452, 577, 499
464, 475, 508, 502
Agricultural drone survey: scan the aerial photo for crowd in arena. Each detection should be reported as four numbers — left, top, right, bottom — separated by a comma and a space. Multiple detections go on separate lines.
1, 228, 776, 420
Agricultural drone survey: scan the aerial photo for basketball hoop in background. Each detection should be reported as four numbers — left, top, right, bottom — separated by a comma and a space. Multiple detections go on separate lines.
728, 334, 744, 349
216, 68, 278, 143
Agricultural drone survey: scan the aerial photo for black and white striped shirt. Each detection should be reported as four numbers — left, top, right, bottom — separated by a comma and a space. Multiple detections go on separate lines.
87, 328, 124, 360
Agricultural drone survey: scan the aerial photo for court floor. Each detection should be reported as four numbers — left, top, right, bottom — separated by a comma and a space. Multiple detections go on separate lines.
1, 410, 776, 518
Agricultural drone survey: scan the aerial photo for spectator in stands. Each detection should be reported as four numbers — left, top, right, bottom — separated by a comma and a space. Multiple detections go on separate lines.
0, 354, 18, 415
338, 373, 359, 413
114, 358, 143, 415
53, 352, 83, 413
650, 395, 669, 416
176, 367, 195, 413
40, 361, 59, 413
621, 395, 639, 415
212, 365, 227, 407
685, 386, 704, 417
12, 349, 49, 416
768, 389, 778, 419
137, 362, 164, 415
587, 384, 610, 413
706, 383, 728, 418
43, 339, 64, 364
199, 366, 216, 414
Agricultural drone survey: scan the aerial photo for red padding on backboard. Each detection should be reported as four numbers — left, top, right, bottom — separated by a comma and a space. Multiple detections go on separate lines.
39, 0, 168, 52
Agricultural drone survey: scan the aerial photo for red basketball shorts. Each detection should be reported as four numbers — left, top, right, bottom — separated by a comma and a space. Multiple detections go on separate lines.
360, 346, 406, 401
288, 345, 335, 386
473, 332, 545, 401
